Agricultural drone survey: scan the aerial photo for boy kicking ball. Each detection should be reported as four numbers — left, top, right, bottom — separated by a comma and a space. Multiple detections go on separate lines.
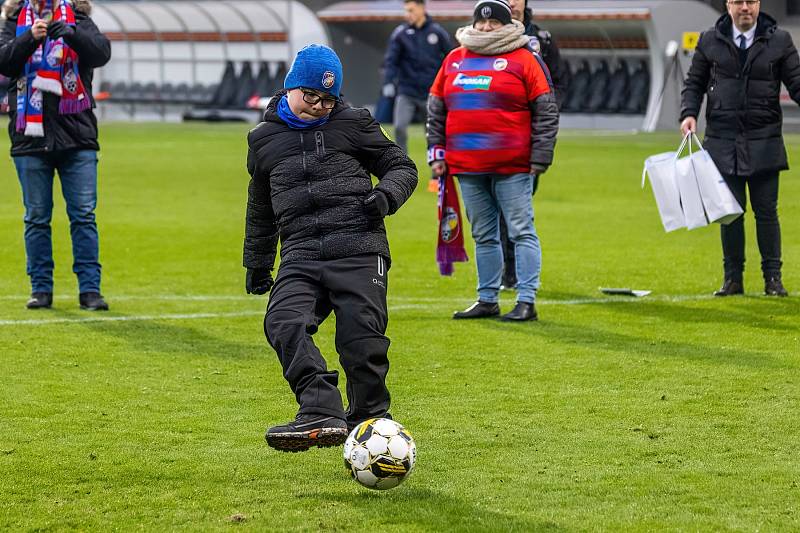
243, 45, 418, 452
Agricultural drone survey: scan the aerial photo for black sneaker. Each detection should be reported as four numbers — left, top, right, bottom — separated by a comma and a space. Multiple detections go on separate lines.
79, 292, 109, 311
266, 414, 348, 452
26, 292, 53, 309
764, 277, 788, 297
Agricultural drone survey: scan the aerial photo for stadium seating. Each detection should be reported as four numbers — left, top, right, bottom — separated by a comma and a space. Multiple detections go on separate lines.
561, 58, 650, 116
563, 59, 591, 112
623, 59, 651, 114
584, 60, 611, 113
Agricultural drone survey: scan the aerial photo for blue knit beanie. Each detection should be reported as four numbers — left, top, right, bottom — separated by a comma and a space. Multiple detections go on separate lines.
284, 44, 343, 97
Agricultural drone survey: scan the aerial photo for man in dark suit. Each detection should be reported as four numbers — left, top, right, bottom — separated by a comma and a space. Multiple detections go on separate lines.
681, 0, 800, 297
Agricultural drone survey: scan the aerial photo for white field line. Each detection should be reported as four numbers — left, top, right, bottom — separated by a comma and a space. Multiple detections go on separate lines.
0, 293, 720, 327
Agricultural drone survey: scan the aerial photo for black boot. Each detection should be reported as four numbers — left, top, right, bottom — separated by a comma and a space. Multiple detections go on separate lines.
26, 292, 53, 309
453, 301, 500, 319
501, 302, 538, 322
764, 277, 788, 297
266, 414, 348, 452
714, 279, 744, 297
79, 292, 109, 311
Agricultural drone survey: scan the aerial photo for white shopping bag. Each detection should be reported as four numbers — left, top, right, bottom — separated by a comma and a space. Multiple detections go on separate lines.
642, 150, 686, 232
673, 133, 709, 230
684, 133, 744, 225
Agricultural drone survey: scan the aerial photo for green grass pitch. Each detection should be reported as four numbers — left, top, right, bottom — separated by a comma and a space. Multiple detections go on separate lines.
1, 123, 798, 531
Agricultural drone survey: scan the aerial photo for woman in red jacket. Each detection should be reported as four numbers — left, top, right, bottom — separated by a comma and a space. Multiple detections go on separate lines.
426, 0, 558, 321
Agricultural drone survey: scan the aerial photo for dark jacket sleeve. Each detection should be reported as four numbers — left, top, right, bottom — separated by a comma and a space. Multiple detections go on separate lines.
680, 31, 711, 121
541, 35, 570, 110
529, 91, 559, 172
67, 14, 111, 69
0, 9, 40, 78
357, 109, 418, 215
382, 25, 404, 86
243, 138, 279, 271
425, 93, 447, 151
438, 25, 454, 58
780, 32, 800, 105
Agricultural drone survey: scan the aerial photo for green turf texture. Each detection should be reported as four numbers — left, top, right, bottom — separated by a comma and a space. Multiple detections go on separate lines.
1, 124, 798, 531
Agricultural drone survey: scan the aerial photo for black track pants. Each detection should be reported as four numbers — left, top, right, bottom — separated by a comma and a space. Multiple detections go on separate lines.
264, 255, 391, 425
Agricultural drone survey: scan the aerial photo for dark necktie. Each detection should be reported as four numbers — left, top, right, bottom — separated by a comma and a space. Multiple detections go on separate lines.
737, 34, 748, 67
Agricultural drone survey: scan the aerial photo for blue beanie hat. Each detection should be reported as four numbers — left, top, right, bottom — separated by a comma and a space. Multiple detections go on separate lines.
284, 44, 343, 98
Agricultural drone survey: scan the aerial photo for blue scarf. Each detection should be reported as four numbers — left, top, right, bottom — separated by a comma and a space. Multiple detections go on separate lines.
276, 95, 330, 130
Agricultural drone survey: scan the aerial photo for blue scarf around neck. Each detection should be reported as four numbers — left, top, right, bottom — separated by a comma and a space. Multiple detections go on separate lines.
276, 95, 330, 130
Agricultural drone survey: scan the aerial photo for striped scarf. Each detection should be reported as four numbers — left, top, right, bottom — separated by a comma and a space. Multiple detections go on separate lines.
15, 0, 89, 137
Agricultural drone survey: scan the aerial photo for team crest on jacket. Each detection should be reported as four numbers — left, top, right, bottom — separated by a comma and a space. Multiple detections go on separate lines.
440, 207, 460, 243
427, 33, 439, 45
493, 58, 508, 71
322, 71, 335, 89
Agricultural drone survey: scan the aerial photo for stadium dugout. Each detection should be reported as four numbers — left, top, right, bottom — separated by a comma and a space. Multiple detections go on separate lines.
90, 0, 326, 122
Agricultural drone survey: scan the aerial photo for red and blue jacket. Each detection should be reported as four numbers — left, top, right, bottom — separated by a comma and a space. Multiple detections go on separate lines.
426, 45, 559, 176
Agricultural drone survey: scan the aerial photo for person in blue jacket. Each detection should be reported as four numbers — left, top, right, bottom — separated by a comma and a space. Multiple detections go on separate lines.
382, 0, 452, 154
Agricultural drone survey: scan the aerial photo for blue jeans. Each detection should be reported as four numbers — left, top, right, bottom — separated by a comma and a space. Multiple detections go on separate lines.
14, 150, 101, 294
458, 173, 541, 304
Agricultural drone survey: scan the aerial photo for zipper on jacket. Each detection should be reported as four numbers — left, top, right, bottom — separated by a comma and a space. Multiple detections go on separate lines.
299, 133, 307, 177
315, 131, 325, 157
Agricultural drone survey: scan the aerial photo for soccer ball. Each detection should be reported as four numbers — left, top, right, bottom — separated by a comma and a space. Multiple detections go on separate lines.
343, 418, 416, 490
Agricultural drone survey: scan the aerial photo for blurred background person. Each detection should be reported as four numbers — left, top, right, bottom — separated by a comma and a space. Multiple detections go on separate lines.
500, 0, 570, 290
426, 0, 558, 322
681, 0, 800, 297
0, 0, 111, 310
382, 0, 452, 156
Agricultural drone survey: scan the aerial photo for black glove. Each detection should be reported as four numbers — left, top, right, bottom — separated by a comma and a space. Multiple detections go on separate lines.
245, 268, 273, 295
532, 174, 539, 196
47, 20, 75, 41
363, 190, 390, 221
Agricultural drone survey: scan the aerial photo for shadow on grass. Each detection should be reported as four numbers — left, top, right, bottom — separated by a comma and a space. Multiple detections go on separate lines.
49, 309, 267, 360
296, 486, 563, 531
606, 296, 800, 334
477, 309, 788, 370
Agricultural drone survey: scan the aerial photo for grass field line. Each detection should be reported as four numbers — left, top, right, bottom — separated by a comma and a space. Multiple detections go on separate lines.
0, 294, 724, 327
0, 293, 718, 304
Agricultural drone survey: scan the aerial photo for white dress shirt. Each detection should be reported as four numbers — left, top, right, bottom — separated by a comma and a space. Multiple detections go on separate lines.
733, 23, 757, 49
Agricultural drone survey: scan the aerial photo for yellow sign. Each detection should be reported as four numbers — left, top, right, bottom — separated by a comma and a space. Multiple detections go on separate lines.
682, 32, 700, 51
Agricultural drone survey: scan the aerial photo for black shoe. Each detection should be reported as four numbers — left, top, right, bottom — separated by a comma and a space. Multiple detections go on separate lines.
764, 277, 788, 297
26, 292, 53, 309
453, 301, 500, 319
346, 412, 392, 433
500, 302, 538, 321
714, 280, 743, 297
79, 292, 109, 311
266, 414, 348, 452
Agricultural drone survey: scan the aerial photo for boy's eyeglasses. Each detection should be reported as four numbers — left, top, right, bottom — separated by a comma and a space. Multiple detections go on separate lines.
301, 90, 338, 109
728, 0, 759, 6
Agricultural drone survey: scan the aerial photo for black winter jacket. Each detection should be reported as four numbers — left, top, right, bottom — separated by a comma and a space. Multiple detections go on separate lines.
681, 13, 800, 177
524, 10, 570, 110
383, 16, 453, 101
244, 93, 418, 273
0, 0, 111, 156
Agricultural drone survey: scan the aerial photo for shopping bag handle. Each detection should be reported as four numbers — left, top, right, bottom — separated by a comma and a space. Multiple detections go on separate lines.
674, 131, 692, 161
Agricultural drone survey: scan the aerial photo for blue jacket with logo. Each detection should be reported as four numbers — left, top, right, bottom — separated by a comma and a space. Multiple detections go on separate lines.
383, 16, 453, 100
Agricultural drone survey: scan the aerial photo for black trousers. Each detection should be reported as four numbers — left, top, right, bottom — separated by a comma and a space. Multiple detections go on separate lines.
499, 216, 517, 287
721, 172, 782, 280
264, 255, 391, 426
